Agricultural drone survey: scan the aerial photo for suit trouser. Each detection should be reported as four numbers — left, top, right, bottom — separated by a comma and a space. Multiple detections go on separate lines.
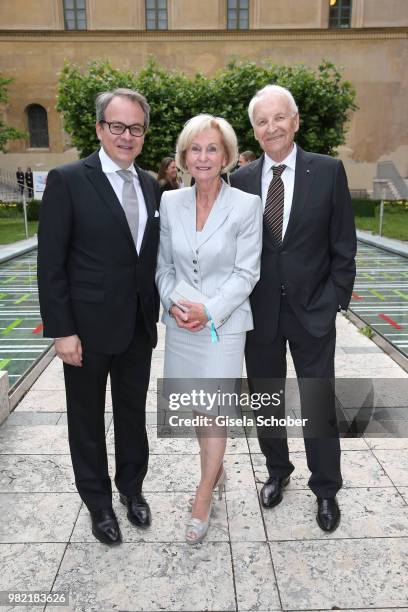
63, 309, 153, 511
245, 295, 342, 498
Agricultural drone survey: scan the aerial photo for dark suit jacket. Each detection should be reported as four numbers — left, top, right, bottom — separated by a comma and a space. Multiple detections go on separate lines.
25, 171, 33, 188
38, 151, 161, 353
230, 146, 356, 343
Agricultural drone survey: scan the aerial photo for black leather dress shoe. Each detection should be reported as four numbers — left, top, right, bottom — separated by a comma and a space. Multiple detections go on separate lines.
119, 493, 151, 527
260, 475, 290, 508
90, 508, 122, 545
316, 497, 341, 532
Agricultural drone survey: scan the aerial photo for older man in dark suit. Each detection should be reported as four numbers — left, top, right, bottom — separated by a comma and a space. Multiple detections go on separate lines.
231, 85, 356, 532
38, 88, 160, 545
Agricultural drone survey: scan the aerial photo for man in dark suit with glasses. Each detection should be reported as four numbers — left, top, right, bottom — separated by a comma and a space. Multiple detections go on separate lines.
38, 88, 160, 545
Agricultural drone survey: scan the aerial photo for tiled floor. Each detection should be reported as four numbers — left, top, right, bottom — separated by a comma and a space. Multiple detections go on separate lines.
1, 315, 408, 611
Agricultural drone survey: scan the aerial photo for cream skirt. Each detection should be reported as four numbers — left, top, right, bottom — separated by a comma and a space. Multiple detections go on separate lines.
162, 326, 246, 416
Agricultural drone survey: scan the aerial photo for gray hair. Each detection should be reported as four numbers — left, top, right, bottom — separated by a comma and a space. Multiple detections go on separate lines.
248, 84, 298, 126
95, 88, 150, 128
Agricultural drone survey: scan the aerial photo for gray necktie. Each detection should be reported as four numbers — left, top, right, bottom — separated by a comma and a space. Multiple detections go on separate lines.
116, 169, 139, 249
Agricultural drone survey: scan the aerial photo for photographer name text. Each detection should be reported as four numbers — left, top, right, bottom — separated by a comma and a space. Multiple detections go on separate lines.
167, 415, 308, 427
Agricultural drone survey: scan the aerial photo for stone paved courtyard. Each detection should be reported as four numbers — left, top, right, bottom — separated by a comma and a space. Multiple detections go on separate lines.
1, 314, 408, 611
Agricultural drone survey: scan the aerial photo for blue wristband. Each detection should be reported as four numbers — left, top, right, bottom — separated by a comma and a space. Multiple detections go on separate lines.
204, 306, 219, 344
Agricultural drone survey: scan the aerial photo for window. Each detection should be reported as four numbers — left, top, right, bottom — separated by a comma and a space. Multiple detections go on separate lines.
146, 0, 168, 30
27, 105, 49, 148
329, 0, 352, 28
63, 0, 87, 30
227, 0, 249, 30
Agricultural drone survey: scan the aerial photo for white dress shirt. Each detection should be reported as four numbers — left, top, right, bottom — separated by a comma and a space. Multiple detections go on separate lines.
98, 147, 148, 253
261, 143, 297, 239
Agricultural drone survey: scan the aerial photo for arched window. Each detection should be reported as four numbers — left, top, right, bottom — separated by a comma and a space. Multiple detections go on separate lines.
26, 104, 49, 148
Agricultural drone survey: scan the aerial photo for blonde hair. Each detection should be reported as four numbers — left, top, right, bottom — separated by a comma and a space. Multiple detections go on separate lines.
175, 114, 238, 173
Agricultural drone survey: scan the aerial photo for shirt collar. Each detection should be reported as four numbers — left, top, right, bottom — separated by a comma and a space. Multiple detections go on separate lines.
98, 147, 138, 176
263, 142, 297, 176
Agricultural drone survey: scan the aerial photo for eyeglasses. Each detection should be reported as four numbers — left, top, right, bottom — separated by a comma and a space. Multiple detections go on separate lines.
100, 120, 146, 137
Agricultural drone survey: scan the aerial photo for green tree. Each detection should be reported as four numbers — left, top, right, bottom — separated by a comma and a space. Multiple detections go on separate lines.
134, 61, 197, 170
0, 75, 26, 151
57, 59, 357, 171
211, 60, 357, 157
57, 61, 138, 158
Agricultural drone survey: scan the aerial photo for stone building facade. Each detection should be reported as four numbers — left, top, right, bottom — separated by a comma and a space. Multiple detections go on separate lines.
0, 0, 407, 191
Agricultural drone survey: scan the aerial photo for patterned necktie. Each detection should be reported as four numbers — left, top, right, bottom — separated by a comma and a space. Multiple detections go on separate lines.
264, 164, 286, 244
116, 169, 139, 249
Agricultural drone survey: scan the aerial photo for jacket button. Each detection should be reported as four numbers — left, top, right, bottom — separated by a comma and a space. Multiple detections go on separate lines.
193, 259, 197, 264
194, 269, 198, 273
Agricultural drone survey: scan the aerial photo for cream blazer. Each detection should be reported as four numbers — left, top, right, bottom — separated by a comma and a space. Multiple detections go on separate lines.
156, 181, 263, 334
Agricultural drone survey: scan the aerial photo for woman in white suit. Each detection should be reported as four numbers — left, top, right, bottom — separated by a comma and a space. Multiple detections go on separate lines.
156, 114, 262, 543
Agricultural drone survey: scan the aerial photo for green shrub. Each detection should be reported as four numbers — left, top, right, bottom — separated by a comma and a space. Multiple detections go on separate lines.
352, 199, 379, 218
353, 199, 408, 219
385, 200, 408, 211
0, 201, 21, 218
57, 58, 357, 171
26, 199, 41, 221
8, 199, 41, 221
0, 74, 26, 150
